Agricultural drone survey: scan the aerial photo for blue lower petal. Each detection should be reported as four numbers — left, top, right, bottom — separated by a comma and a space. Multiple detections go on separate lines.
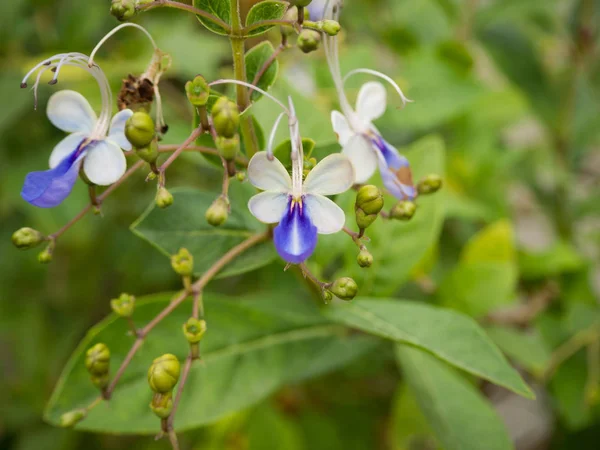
372, 136, 417, 200
273, 199, 318, 264
21, 148, 85, 208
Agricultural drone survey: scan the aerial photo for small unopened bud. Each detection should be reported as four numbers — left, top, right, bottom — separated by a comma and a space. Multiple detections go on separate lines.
417, 174, 443, 195
185, 75, 210, 107
236, 171, 246, 182
216, 135, 240, 161
183, 317, 207, 344
211, 97, 239, 138
355, 185, 384, 230
156, 187, 174, 209
357, 249, 373, 268
171, 248, 194, 276
136, 140, 159, 164
125, 112, 155, 148
322, 290, 333, 303
150, 392, 173, 419
85, 343, 110, 389
148, 354, 181, 394
37, 245, 53, 264
330, 277, 358, 301
59, 409, 87, 428
12, 227, 44, 249
110, 0, 136, 22
110, 293, 135, 318
297, 29, 321, 54
321, 20, 341, 36
390, 201, 417, 221
205, 196, 229, 227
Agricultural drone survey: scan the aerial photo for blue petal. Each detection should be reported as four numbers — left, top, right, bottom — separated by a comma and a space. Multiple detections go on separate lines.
273, 199, 318, 264
372, 136, 417, 200
307, 0, 327, 20
21, 148, 85, 208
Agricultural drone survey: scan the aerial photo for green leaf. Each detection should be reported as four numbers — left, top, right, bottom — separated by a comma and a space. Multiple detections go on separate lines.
518, 241, 585, 280
130, 185, 276, 279
486, 326, 552, 376
396, 345, 514, 450
194, 0, 231, 35
45, 292, 378, 434
245, 1, 287, 37
273, 138, 316, 169
324, 299, 534, 398
245, 41, 280, 102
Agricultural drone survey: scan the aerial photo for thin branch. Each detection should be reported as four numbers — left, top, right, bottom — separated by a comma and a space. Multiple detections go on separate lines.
157, 144, 249, 167
249, 42, 287, 97
167, 352, 193, 432
137, 0, 232, 33
542, 326, 600, 382
242, 19, 299, 36
299, 263, 331, 291
158, 126, 203, 174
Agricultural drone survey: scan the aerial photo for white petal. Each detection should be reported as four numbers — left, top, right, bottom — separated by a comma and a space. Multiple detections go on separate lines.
248, 151, 292, 192
331, 110, 353, 146
304, 153, 355, 196
49, 132, 88, 169
248, 191, 289, 224
108, 109, 134, 150
304, 194, 346, 235
83, 140, 126, 186
47, 90, 97, 133
356, 82, 387, 123
342, 134, 378, 183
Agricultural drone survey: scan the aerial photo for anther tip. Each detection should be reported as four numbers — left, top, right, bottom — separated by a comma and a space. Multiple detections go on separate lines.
48, 79, 58, 85
20, 82, 27, 89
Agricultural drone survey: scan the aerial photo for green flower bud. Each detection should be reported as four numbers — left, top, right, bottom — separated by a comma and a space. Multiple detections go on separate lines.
37, 246, 53, 264
357, 249, 373, 268
171, 248, 194, 277
417, 174, 443, 195
321, 20, 341, 36
216, 135, 240, 161
355, 185, 384, 229
150, 392, 173, 419
205, 196, 229, 227
330, 277, 358, 301
322, 290, 333, 303
136, 140, 159, 164
12, 227, 44, 249
297, 29, 321, 54
85, 343, 110, 377
156, 187, 174, 209
183, 317, 207, 344
236, 171, 246, 182
148, 354, 181, 394
110, 293, 135, 318
185, 75, 210, 107
125, 112, 155, 148
390, 201, 417, 221
110, 0, 136, 22
211, 97, 239, 138
59, 409, 87, 428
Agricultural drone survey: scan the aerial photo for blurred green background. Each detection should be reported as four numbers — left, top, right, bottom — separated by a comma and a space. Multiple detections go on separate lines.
1, 0, 599, 449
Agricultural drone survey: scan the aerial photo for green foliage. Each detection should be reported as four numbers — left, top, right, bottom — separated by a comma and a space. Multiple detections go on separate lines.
194, 0, 231, 35
245, 1, 288, 37
245, 41, 280, 102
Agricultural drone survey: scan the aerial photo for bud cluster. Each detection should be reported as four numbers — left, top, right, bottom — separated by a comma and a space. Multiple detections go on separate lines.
148, 353, 181, 419
355, 185, 384, 231
110, 293, 136, 318
85, 343, 111, 390
171, 248, 194, 277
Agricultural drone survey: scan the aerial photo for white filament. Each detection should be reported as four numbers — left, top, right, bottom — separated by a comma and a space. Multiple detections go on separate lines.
208, 79, 289, 114
89, 23, 158, 67
343, 68, 412, 108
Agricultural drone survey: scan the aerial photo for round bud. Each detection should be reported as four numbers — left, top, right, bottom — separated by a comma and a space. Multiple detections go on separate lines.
357, 249, 373, 268
322, 20, 341, 36
150, 392, 173, 419
156, 187, 174, 209
110, 0, 136, 22
216, 135, 240, 161
297, 29, 321, 54
148, 354, 181, 394
59, 409, 87, 428
211, 97, 239, 138
136, 140, 159, 164
85, 343, 110, 377
183, 317, 207, 344
185, 75, 210, 107
125, 112, 155, 148
171, 248, 194, 277
110, 293, 135, 318
205, 196, 229, 227
12, 227, 44, 249
417, 174, 443, 195
390, 201, 417, 221
37, 246, 53, 264
355, 185, 384, 230
236, 171, 246, 182
330, 277, 358, 301
289, 0, 313, 6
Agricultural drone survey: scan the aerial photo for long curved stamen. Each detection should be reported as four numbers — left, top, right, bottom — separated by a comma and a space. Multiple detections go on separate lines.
89, 23, 158, 67
267, 111, 286, 161
208, 79, 289, 114
288, 97, 304, 199
343, 68, 413, 108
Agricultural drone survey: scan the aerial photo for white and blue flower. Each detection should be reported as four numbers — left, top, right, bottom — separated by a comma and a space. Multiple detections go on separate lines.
247, 98, 355, 264
20, 53, 133, 208
322, 0, 416, 200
